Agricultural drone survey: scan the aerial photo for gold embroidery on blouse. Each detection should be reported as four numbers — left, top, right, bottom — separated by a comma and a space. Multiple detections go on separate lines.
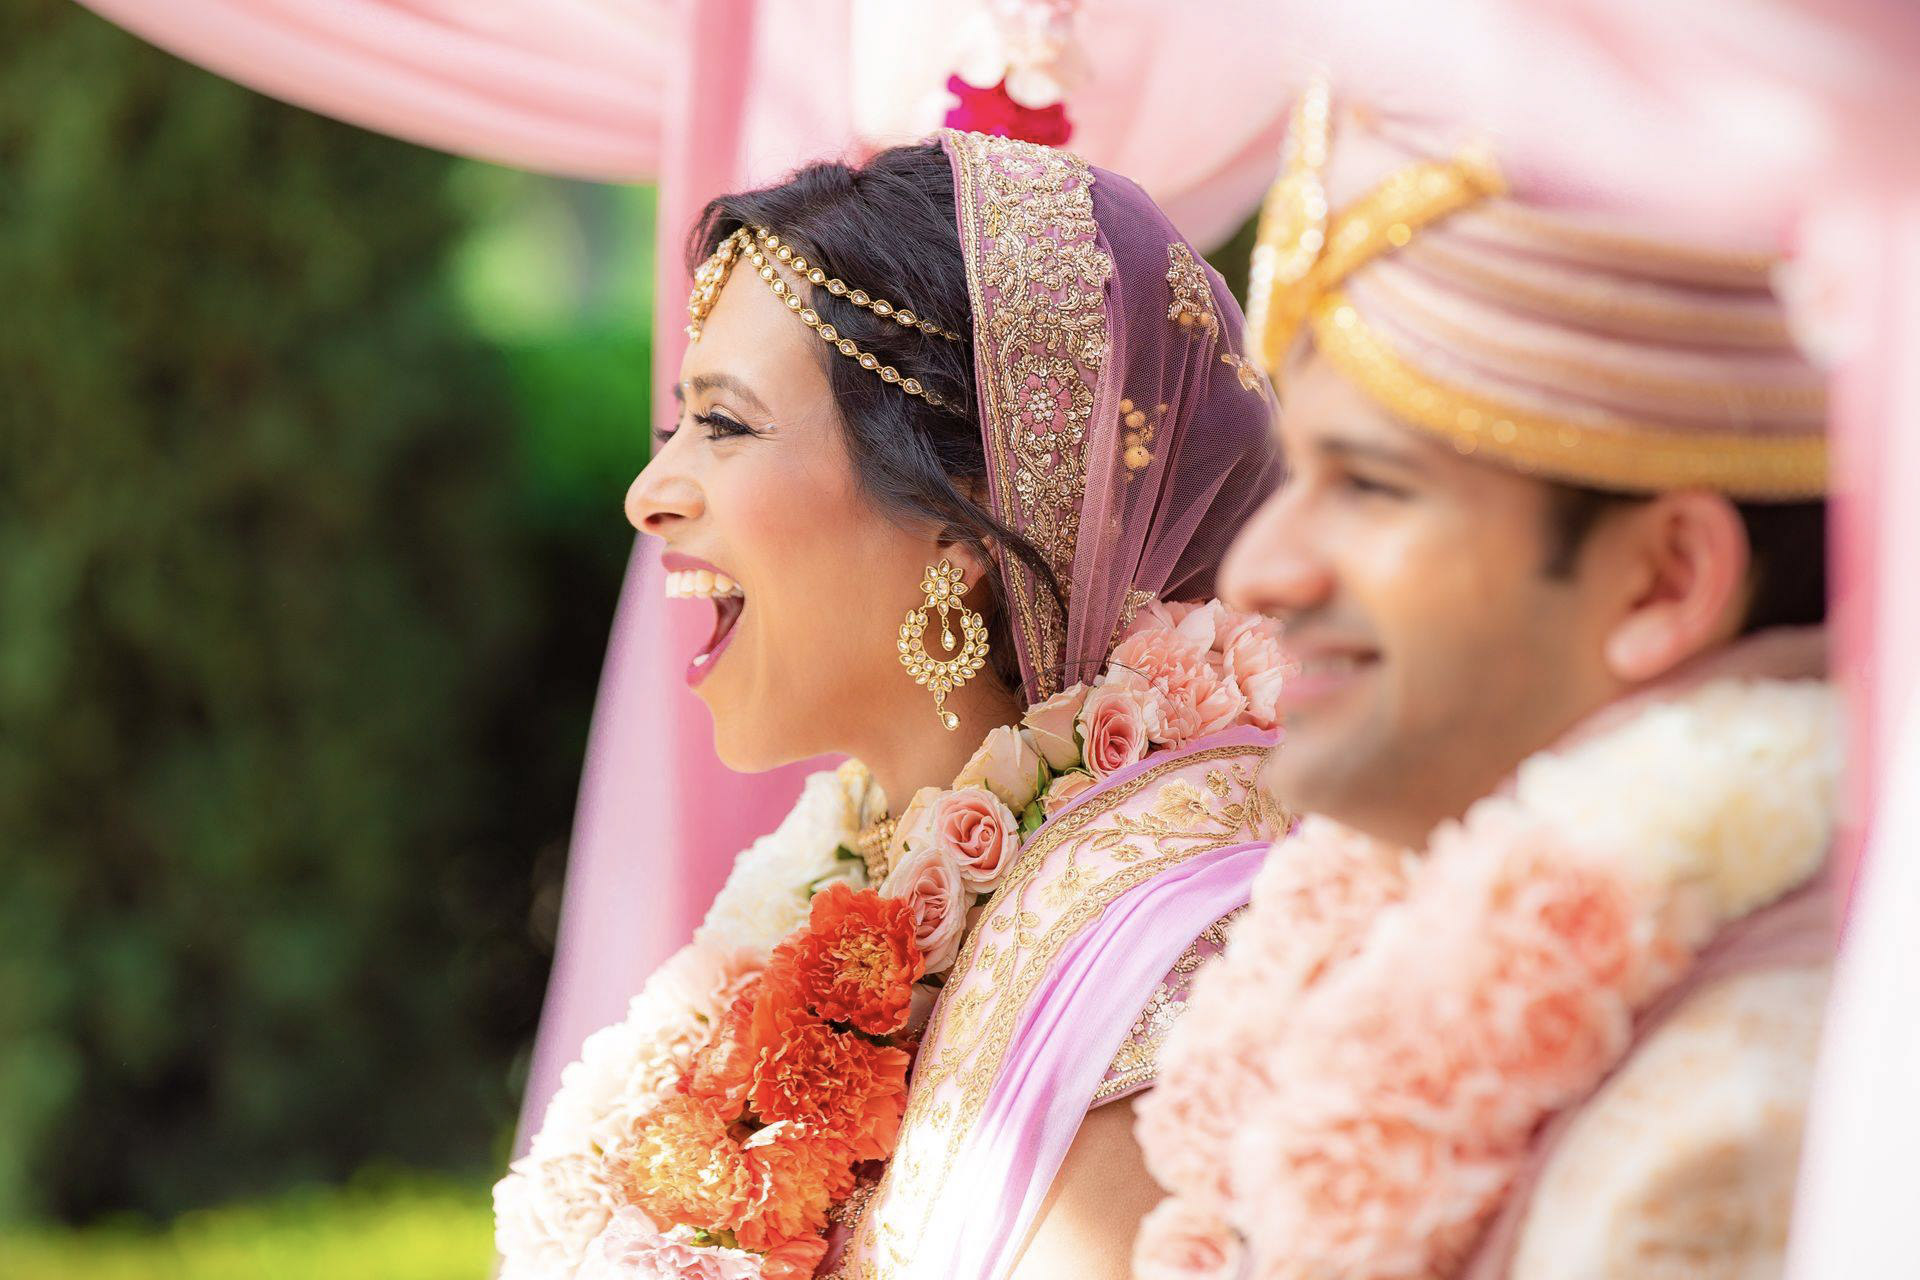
1165, 242, 1220, 338
945, 129, 1113, 698
1095, 905, 1247, 1102
845, 742, 1282, 1273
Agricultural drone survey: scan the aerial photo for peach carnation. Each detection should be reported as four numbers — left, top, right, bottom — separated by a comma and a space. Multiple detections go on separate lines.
1107, 624, 1245, 747
773, 884, 923, 1035
1217, 611, 1288, 731
619, 1095, 758, 1233
1133, 1195, 1246, 1280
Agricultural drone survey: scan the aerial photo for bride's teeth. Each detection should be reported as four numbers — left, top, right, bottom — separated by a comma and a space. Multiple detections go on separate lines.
692, 652, 711, 667
663, 568, 746, 600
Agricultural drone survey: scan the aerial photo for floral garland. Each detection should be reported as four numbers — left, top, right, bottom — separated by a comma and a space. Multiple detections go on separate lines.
495, 599, 1284, 1280
1133, 676, 1838, 1280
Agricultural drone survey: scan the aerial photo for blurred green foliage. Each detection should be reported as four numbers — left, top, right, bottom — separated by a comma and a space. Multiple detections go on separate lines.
0, 1174, 492, 1280
0, 1, 649, 1227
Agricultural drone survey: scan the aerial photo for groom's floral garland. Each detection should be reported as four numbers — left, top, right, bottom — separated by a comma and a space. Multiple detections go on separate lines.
1133, 676, 1838, 1280
495, 600, 1284, 1280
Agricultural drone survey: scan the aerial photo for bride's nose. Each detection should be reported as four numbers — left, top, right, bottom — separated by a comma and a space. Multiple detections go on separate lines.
625, 458, 704, 535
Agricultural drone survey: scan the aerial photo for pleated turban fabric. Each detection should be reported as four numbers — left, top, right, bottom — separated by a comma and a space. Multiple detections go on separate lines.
1246, 81, 1827, 500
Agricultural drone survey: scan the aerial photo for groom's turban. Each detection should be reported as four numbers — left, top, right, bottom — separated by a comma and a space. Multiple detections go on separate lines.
1246, 81, 1826, 500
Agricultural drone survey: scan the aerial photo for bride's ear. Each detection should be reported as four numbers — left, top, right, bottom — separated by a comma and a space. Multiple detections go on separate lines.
937, 539, 995, 598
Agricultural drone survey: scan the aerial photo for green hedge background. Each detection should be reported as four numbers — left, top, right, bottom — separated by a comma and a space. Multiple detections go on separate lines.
0, 0, 651, 1237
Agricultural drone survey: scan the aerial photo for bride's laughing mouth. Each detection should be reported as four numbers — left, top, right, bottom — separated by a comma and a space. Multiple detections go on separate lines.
663, 553, 747, 686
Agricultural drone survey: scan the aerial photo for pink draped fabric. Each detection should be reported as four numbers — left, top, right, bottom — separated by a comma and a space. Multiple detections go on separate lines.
75, 0, 674, 180
946, 838, 1270, 1279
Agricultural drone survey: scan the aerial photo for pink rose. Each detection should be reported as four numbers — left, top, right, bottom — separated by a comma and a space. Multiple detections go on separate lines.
1108, 622, 1246, 747
1217, 612, 1287, 731
953, 724, 1046, 812
1078, 680, 1155, 779
1020, 682, 1091, 770
1133, 1196, 1246, 1280
880, 842, 969, 973
1040, 769, 1097, 816
930, 786, 1020, 893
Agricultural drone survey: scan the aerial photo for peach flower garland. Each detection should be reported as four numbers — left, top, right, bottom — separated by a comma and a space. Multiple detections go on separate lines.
496, 600, 1283, 1278
1135, 677, 1838, 1280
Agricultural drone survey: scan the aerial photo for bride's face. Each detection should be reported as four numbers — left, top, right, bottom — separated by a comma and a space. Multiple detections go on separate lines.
626, 267, 959, 771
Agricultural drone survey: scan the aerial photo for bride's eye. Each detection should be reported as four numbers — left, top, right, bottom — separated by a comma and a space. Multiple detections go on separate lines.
695, 411, 759, 441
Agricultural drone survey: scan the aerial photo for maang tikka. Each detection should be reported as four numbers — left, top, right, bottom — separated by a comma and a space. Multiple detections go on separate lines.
898, 559, 990, 731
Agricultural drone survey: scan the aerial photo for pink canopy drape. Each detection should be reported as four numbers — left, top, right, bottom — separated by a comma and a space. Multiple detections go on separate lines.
71, 0, 1308, 1145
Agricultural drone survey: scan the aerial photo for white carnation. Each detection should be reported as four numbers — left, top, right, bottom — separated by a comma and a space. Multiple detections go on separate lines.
1513, 678, 1838, 920
501, 767, 881, 1275
695, 768, 867, 952
494, 1150, 621, 1277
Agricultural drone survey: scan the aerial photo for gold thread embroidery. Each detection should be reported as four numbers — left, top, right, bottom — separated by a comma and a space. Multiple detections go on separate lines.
1094, 905, 1246, 1102
846, 742, 1282, 1273
945, 129, 1113, 698
1252, 151, 1503, 374
1311, 291, 1827, 498
1119, 396, 1164, 477
1220, 352, 1265, 393
1165, 243, 1220, 338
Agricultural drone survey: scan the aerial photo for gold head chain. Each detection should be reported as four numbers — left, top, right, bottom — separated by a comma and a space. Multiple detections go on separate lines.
685, 226, 964, 411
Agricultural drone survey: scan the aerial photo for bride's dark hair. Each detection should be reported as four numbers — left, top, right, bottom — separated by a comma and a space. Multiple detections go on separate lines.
690, 142, 1061, 698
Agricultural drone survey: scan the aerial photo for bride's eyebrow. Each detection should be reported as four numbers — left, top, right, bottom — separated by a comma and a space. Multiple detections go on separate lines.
684, 371, 771, 416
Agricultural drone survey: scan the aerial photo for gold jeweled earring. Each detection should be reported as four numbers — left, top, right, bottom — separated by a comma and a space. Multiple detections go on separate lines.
898, 559, 990, 731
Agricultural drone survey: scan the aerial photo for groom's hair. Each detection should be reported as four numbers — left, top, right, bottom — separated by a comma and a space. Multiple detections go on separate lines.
691, 143, 1064, 700
1542, 483, 1827, 634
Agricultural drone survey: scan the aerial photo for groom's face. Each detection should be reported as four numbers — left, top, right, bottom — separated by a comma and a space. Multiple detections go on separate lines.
1219, 354, 1626, 848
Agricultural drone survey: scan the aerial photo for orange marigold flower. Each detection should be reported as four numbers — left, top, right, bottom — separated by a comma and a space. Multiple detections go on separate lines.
736, 1128, 852, 1252
618, 1095, 756, 1232
748, 1019, 912, 1160
773, 883, 924, 1035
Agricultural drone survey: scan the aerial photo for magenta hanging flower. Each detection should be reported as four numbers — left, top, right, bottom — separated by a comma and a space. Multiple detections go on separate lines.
943, 75, 1072, 146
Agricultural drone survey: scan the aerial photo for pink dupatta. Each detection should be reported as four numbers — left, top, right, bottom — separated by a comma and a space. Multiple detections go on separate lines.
833, 131, 1284, 1279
